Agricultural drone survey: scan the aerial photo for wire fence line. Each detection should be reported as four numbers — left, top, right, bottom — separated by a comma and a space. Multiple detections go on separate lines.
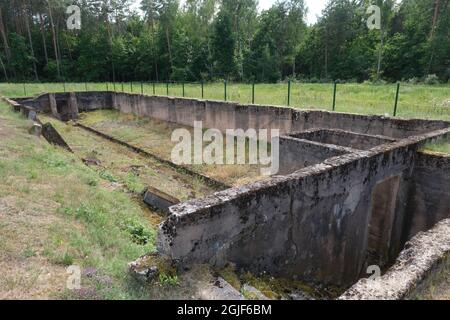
2, 81, 449, 121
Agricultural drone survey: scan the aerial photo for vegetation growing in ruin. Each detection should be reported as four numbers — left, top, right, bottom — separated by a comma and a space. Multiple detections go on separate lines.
415, 256, 450, 300
39, 113, 215, 201
217, 265, 340, 300
423, 139, 450, 155
77, 109, 266, 186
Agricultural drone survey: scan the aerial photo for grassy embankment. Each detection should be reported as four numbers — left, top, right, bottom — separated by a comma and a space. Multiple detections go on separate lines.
0, 101, 158, 299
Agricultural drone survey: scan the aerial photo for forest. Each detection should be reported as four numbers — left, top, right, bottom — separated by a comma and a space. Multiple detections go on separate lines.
0, 0, 449, 83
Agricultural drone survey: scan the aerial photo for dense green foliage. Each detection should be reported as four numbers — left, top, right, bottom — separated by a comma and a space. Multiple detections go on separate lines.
0, 0, 449, 83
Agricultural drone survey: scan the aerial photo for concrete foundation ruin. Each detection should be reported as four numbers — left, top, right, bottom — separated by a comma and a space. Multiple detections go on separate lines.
8, 91, 450, 298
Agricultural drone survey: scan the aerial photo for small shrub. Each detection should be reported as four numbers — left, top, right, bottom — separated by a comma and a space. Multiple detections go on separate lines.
319, 78, 332, 83
87, 178, 98, 187
121, 219, 153, 245
424, 74, 440, 85
22, 247, 37, 258
407, 77, 420, 84
27, 170, 38, 180
159, 272, 179, 286
52, 250, 74, 266
99, 170, 118, 183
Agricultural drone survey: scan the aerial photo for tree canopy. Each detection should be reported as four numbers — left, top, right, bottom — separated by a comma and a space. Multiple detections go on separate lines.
0, 0, 448, 83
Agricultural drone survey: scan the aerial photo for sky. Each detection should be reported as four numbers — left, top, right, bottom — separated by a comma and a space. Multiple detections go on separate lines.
130, 0, 329, 25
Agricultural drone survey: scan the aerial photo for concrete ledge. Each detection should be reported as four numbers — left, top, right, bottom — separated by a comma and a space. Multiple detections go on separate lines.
339, 219, 450, 300
41, 123, 73, 153
289, 128, 397, 150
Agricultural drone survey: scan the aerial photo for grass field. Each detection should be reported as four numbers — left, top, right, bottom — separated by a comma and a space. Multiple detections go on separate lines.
0, 82, 449, 121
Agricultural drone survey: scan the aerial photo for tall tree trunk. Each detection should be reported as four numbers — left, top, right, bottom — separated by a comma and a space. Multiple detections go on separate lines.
47, 1, 61, 78
165, 27, 173, 79
427, 0, 442, 74
0, 54, 8, 80
376, 28, 384, 81
324, 30, 328, 79
23, 0, 39, 80
55, 20, 64, 79
150, 19, 158, 81
105, 14, 116, 82
430, 0, 441, 39
12, 0, 24, 35
292, 56, 296, 78
39, 12, 48, 64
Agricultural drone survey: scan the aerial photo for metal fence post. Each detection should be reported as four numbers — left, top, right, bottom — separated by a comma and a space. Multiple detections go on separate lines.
121, 82, 124, 92
63, 82, 66, 93
106, 82, 109, 91
201, 81, 204, 99
113, 81, 116, 91
252, 82, 255, 104
182, 82, 185, 97
224, 81, 227, 101
393, 82, 400, 117
85, 82, 88, 92
141, 82, 143, 94
287, 80, 291, 106
152, 82, 156, 95
166, 82, 169, 96
23, 83, 27, 96
332, 81, 337, 111
131, 82, 133, 93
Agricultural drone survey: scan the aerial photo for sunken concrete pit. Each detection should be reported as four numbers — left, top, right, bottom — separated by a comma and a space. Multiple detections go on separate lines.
8, 91, 450, 299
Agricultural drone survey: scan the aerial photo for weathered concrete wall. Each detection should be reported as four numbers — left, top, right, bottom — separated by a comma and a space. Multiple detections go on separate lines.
404, 152, 450, 241
157, 128, 450, 288
278, 136, 353, 175
19, 92, 450, 139
289, 129, 396, 150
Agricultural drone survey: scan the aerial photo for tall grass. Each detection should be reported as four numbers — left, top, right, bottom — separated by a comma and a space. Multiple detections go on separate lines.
0, 81, 448, 121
